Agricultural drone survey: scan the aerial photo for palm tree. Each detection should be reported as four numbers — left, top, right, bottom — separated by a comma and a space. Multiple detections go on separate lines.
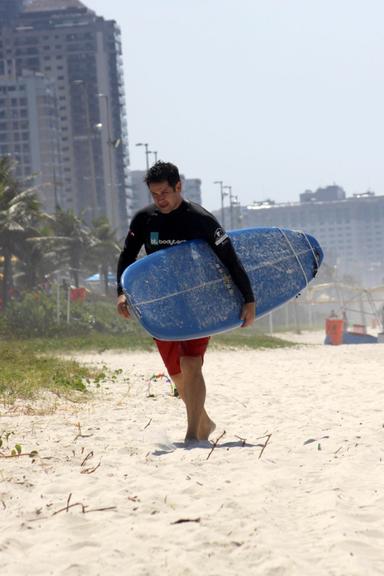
16, 221, 58, 291
0, 157, 42, 308
89, 216, 120, 295
52, 209, 93, 288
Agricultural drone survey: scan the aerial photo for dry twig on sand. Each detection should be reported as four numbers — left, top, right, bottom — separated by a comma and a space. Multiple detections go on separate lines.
257, 433, 272, 459
81, 461, 101, 475
80, 451, 94, 467
206, 430, 226, 460
73, 422, 93, 441
171, 518, 201, 525
143, 418, 152, 430
235, 435, 247, 447
52, 493, 116, 516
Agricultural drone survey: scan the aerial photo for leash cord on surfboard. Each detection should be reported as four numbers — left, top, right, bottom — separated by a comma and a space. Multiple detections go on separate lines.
301, 232, 321, 275
127, 246, 315, 307
277, 228, 309, 287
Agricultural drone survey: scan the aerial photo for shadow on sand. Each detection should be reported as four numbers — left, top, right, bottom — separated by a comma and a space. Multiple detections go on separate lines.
152, 439, 260, 457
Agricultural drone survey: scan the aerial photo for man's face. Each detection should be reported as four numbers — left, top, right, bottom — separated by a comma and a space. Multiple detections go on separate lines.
149, 180, 182, 214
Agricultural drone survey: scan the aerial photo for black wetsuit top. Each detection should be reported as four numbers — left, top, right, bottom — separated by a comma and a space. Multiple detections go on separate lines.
117, 200, 254, 303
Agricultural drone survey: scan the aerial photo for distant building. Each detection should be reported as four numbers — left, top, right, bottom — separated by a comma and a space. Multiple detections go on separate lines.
300, 184, 346, 203
0, 0, 131, 236
130, 170, 148, 214
0, 72, 63, 213
182, 177, 202, 205
0, 0, 23, 22
242, 186, 384, 286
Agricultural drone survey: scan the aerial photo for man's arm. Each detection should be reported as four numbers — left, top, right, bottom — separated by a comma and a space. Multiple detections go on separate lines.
214, 235, 256, 327
116, 216, 144, 318
201, 216, 256, 327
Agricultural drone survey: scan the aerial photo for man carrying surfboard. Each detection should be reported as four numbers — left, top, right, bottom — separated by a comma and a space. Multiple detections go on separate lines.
117, 161, 255, 444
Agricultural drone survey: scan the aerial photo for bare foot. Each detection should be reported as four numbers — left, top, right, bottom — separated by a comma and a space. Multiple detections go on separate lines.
198, 416, 216, 441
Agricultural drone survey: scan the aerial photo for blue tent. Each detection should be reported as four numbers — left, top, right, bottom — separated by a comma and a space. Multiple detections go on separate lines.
85, 272, 116, 283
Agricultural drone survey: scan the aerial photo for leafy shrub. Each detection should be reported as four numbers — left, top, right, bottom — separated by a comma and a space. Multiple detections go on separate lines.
0, 292, 135, 339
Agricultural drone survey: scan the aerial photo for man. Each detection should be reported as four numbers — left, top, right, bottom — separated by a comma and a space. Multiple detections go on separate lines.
117, 162, 255, 444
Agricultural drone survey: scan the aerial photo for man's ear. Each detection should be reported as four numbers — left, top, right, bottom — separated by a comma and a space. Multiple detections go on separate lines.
175, 181, 182, 193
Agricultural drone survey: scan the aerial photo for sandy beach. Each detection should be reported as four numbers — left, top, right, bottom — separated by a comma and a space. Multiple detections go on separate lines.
1, 332, 384, 576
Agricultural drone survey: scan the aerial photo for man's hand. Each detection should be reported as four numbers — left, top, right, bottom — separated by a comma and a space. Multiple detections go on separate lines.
241, 301, 256, 328
117, 294, 130, 319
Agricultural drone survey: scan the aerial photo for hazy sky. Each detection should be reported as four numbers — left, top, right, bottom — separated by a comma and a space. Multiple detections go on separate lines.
85, 0, 384, 211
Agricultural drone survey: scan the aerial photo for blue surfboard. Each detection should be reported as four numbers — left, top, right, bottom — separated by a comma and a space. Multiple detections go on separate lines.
121, 227, 323, 341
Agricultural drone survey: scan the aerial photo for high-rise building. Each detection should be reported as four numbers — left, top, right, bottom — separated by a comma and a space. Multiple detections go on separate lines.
0, 0, 131, 236
0, 71, 63, 212
0, 0, 23, 23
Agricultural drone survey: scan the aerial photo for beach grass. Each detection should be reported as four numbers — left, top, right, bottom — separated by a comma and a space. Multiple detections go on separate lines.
0, 328, 292, 401
0, 342, 104, 402
2, 325, 293, 354
212, 330, 294, 349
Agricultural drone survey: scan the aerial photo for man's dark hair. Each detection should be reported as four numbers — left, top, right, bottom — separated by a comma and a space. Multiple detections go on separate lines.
144, 161, 181, 189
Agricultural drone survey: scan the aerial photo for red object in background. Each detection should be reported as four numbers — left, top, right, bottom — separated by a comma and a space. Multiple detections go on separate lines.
70, 287, 87, 301
351, 324, 367, 335
325, 318, 344, 345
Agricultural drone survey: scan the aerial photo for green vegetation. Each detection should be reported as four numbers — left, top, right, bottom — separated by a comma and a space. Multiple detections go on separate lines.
0, 341, 106, 402
0, 156, 43, 308
1, 155, 120, 312
0, 264, 293, 403
4, 330, 291, 356
212, 330, 294, 349
0, 430, 38, 458
0, 329, 291, 402
0, 293, 137, 339
10, 332, 155, 354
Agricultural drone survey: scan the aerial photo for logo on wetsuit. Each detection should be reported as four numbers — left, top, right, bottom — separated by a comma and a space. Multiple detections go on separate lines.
150, 231, 186, 247
214, 227, 229, 246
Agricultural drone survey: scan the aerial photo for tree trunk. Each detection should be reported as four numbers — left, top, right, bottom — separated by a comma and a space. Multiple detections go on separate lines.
102, 265, 109, 296
72, 269, 79, 288
2, 247, 12, 309
70, 256, 80, 288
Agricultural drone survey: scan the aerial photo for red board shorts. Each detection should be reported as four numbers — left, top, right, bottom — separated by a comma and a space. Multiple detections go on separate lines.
154, 337, 210, 376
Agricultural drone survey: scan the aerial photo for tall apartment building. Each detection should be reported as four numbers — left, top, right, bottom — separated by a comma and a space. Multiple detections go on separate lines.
240, 186, 384, 286
0, 0, 131, 236
0, 0, 23, 22
0, 71, 63, 213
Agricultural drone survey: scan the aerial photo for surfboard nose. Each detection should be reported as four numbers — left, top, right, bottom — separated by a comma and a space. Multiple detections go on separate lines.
305, 233, 324, 275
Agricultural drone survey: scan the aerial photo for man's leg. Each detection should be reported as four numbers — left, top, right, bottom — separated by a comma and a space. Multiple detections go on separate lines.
172, 366, 216, 441
153, 337, 215, 442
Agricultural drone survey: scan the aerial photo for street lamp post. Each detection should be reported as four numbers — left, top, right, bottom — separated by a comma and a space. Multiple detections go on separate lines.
72, 80, 98, 220
136, 142, 151, 171
223, 185, 234, 229
214, 180, 228, 227
136, 142, 152, 201
149, 150, 158, 164
98, 93, 118, 230
232, 194, 241, 229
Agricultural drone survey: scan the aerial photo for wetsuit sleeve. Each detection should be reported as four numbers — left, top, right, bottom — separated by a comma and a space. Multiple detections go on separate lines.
200, 214, 255, 303
116, 214, 145, 295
